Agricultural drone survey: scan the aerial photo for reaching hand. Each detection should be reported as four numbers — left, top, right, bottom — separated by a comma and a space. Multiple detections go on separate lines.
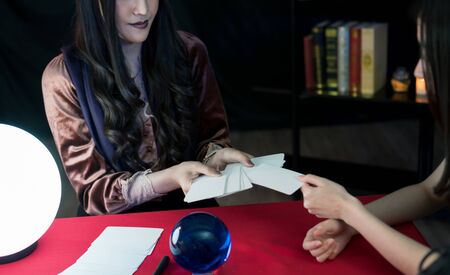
170, 161, 220, 194
300, 174, 363, 220
303, 219, 357, 262
206, 148, 254, 171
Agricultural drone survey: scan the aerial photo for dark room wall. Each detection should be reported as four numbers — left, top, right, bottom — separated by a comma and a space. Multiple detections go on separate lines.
0, 0, 420, 139
0, 0, 75, 136
171, 0, 293, 130
0, 0, 294, 140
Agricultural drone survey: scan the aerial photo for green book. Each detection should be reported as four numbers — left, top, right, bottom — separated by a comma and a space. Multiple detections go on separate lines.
325, 21, 344, 95
312, 20, 330, 93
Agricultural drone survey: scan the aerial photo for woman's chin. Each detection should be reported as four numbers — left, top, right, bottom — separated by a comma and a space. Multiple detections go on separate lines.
120, 29, 151, 44
121, 35, 148, 45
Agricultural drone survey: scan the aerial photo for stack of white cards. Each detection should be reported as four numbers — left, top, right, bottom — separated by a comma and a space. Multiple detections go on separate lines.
184, 153, 303, 203
60, 226, 164, 275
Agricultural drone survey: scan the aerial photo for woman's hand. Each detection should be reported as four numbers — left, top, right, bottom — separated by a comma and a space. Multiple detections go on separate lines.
303, 219, 357, 262
206, 148, 254, 171
169, 161, 220, 194
300, 174, 363, 220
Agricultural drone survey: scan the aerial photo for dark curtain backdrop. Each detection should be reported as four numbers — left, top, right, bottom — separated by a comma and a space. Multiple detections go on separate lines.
0, 0, 293, 140
0, 1, 75, 137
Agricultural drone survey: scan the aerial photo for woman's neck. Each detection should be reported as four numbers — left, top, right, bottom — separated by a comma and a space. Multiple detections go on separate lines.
120, 41, 143, 78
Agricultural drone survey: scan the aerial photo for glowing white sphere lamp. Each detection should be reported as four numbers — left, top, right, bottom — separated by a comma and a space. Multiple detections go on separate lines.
0, 124, 61, 263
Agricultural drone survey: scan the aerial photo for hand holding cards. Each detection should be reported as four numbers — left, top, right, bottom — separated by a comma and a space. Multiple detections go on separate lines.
184, 153, 303, 203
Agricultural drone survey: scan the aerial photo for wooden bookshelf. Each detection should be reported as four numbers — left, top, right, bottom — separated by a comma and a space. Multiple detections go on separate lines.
290, 0, 434, 191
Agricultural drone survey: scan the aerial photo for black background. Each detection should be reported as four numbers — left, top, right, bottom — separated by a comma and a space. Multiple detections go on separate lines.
0, 0, 418, 138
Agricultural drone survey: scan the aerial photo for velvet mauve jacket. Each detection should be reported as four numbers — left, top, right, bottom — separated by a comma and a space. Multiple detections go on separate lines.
42, 31, 231, 215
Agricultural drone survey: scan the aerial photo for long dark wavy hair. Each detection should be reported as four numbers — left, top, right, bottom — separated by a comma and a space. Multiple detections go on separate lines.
416, 0, 450, 200
74, 0, 195, 172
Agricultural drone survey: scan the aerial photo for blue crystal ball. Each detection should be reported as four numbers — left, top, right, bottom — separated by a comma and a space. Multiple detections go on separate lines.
169, 212, 231, 273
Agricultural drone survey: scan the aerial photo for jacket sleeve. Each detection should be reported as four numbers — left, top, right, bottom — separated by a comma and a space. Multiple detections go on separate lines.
180, 31, 232, 161
42, 54, 136, 215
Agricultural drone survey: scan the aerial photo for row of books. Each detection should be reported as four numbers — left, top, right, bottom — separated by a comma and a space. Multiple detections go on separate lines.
303, 20, 388, 96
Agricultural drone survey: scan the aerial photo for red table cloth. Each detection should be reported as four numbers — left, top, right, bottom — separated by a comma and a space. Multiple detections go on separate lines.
0, 196, 427, 274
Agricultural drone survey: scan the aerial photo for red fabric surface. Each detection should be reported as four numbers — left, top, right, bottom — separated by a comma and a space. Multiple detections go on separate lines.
0, 195, 427, 274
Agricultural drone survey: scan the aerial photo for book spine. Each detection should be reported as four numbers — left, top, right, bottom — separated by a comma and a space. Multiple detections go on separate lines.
361, 27, 375, 96
303, 35, 315, 91
325, 26, 338, 94
349, 27, 361, 96
312, 26, 326, 92
338, 25, 350, 95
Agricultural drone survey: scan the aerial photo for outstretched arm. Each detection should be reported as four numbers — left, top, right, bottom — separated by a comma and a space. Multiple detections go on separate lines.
363, 160, 446, 225
342, 193, 440, 275
300, 165, 447, 273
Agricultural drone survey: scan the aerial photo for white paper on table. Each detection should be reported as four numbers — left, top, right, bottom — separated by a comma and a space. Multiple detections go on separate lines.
184, 174, 227, 202
243, 163, 303, 195
90, 226, 163, 253
76, 248, 147, 269
61, 260, 138, 275
59, 226, 163, 275
69, 258, 140, 275
60, 263, 124, 275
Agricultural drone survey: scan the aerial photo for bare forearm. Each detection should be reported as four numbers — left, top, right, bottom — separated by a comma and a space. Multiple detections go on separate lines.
364, 160, 446, 225
344, 204, 433, 275
364, 184, 442, 225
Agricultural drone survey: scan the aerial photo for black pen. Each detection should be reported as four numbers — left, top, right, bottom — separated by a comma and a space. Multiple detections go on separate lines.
153, 255, 170, 275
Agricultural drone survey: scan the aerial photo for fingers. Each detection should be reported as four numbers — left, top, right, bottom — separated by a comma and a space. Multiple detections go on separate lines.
303, 239, 322, 251
191, 162, 220, 177
300, 182, 313, 196
303, 228, 322, 250
328, 247, 340, 260
310, 238, 334, 257
301, 184, 315, 209
302, 220, 347, 263
312, 226, 324, 238
315, 243, 336, 263
300, 179, 321, 199
298, 174, 325, 187
244, 152, 255, 159
219, 148, 254, 167
229, 149, 254, 167
181, 182, 191, 195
